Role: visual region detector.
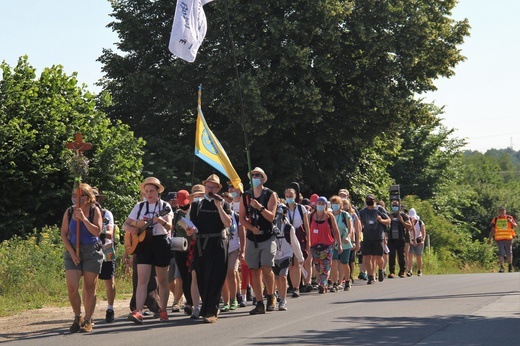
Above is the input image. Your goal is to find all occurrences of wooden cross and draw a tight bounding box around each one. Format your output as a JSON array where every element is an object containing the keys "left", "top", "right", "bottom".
[{"left": 66, "top": 133, "right": 92, "bottom": 258}]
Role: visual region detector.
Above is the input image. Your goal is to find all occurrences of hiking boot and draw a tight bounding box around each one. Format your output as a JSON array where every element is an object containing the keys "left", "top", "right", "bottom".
[
  {"left": 237, "top": 294, "right": 244, "bottom": 306},
  {"left": 388, "top": 273, "right": 395, "bottom": 279},
  {"left": 191, "top": 306, "right": 201, "bottom": 319},
  {"left": 105, "top": 309, "right": 115, "bottom": 323},
  {"left": 70, "top": 315, "right": 83, "bottom": 333},
  {"left": 266, "top": 295, "right": 276, "bottom": 311},
  {"left": 80, "top": 318, "right": 93, "bottom": 332},
  {"left": 417, "top": 270, "right": 422, "bottom": 276},
  {"left": 221, "top": 303, "right": 230, "bottom": 312},
  {"left": 345, "top": 281, "right": 351, "bottom": 291},
  {"left": 203, "top": 315, "right": 218, "bottom": 323},
  {"left": 292, "top": 289, "right": 300, "bottom": 298},
  {"left": 367, "top": 276, "right": 375, "bottom": 285},
  {"left": 278, "top": 298, "right": 287, "bottom": 311},
  {"left": 159, "top": 310, "right": 169, "bottom": 322},
  {"left": 329, "top": 283, "right": 338, "bottom": 293},
  {"left": 230, "top": 299, "right": 238, "bottom": 310},
  {"left": 508, "top": 264, "right": 513, "bottom": 273},
  {"left": 378, "top": 269, "right": 385, "bottom": 282},
  {"left": 128, "top": 310, "right": 144, "bottom": 324},
  {"left": 249, "top": 302, "right": 265, "bottom": 315}
]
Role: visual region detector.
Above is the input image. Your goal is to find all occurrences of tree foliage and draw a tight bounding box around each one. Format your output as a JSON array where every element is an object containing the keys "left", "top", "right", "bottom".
[
  {"left": 99, "top": 0, "right": 469, "bottom": 195},
  {"left": 0, "top": 57, "right": 145, "bottom": 241}
]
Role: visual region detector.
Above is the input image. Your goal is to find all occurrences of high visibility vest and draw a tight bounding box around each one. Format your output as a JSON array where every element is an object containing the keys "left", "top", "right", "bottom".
[{"left": 493, "top": 216, "right": 515, "bottom": 241}]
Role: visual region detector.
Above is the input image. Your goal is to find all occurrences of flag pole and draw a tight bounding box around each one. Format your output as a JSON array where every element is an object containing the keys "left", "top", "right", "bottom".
[{"left": 223, "top": 0, "right": 253, "bottom": 188}]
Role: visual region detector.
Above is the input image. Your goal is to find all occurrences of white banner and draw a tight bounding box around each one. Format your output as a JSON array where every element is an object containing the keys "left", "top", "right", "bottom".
[{"left": 168, "top": 0, "right": 214, "bottom": 63}]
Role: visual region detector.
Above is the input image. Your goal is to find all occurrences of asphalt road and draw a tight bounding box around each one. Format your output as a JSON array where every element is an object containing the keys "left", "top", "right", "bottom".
[{"left": 5, "top": 272, "right": 520, "bottom": 345}]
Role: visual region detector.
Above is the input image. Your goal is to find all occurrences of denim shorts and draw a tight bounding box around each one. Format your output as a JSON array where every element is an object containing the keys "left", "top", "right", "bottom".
[{"left": 64, "top": 242, "right": 103, "bottom": 274}]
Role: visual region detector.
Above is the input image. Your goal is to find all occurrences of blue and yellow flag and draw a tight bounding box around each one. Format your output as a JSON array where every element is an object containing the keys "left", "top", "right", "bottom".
[{"left": 195, "top": 89, "right": 242, "bottom": 191}]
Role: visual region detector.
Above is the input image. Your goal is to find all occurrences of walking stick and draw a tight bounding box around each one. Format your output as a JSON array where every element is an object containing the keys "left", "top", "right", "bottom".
[{"left": 66, "top": 133, "right": 92, "bottom": 258}]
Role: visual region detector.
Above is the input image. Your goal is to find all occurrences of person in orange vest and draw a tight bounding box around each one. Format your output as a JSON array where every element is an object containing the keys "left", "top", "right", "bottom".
[{"left": 488, "top": 206, "right": 517, "bottom": 272}]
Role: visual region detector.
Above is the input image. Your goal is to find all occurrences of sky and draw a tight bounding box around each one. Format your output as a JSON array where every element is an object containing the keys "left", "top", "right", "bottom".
[{"left": 1, "top": 0, "right": 519, "bottom": 153}]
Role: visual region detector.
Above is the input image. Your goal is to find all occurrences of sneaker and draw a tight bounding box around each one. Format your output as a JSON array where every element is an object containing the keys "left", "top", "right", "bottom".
[
  {"left": 407, "top": 271, "right": 413, "bottom": 277},
  {"left": 318, "top": 285, "right": 325, "bottom": 294},
  {"left": 345, "top": 281, "right": 351, "bottom": 291},
  {"left": 128, "top": 311, "right": 144, "bottom": 325},
  {"left": 237, "top": 294, "right": 244, "bottom": 306},
  {"left": 80, "top": 318, "right": 93, "bottom": 332},
  {"left": 367, "top": 276, "right": 374, "bottom": 285},
  {"left": 184, "top": 305, "right": 193, "bottom": 315},
  {"left": 203, "top": 315, "right": 218, "bottom": 323},
  {"left": 70, "top": 315, "right": 83, "bottom": 333},
  {"left": 159, "top": 310, "right": 169, "bottom": 322},
  {"left": 378, "top": 269, "right": 385, "bottom": 282},
  {"left": 249, "top": 302, "right": 265, "bottom": 315},
  {"left": 171, "top": 301, "right": 181, "bottom": 312},
  {"left": 239, "top": 299, "right": 248, "bottom": 307},
  {"left": 292, "top": 290, "right": 300, "bottom": 298},
  {"left": 266, "top": 295, "right": 276, "bottom": 311},
  {"left": 246, "top": 286, "right": 252, "bottom": 301},
  {"left": 105, "top": 309, "right": 115, "bottom": 323},
  {"left": 399, "top": 273, "right": 406, "bottom": 278},
  {"left": 337, "top": 284, "right": 344, "bottom": 290},
  {"left": 230, "top": 299, "right": 238, "bottom": 310},
  {"left": 191, "top": 306, "right": 201, "bottom": 319},
  {"left": 329, "top": 284, "right": 338, "bottom": 293},
  {"left": 388, "top": 273, "right": 395, "bottom": 279},
  {"left": 508, "top": 264, "right": 513, "bottom": 273},
  {"left": 221, "top": 303, "right": 230, "bottom": 312},
  {"left": 304, "top": 284, "right": 313, "bottom": 293},
  {"left": 499, "top": 267, "right": 505, "bottom": 273},
  {"left": 278, "top": 298, "right": 287, "bottom": 311},
  {"left": 417, "top": 270, "right": 422, "bottom": 276}
]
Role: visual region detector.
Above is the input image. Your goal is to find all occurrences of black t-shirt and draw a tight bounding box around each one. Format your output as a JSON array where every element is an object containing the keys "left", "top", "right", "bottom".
[
  {"left": 245, "top": 188, "right": 274, "bottom": 243},
  {"left": 190, "top": 198, "right": 231, "bottom": 235},
  {"left": 389, "top": 212, "right": 409, "bottom": 240},
  {"left": 359, "top": 207, "right": 388, "bottom": 241}
]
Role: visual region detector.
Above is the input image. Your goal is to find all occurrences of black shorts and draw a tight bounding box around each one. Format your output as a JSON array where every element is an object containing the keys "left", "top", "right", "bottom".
[
  {"left": 99, "top": 260, "right": 116, "bottom": 280},
  {"left": 136, "top": 235, "right": 171, "bottom": 267},
  {"left": 348, "top": 247, "right": 356, "bottom": 264},
  {"left": 361, "top": 239, "right": 384, "bottom": 256}
]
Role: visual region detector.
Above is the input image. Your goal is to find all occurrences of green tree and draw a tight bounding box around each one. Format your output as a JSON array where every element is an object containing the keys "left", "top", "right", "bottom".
[
  {"left": 99, "top": 0, "right": 469, "bottom": 194},
  {"left": 0, "top": 56, "right": 145, "bottom": 241}
]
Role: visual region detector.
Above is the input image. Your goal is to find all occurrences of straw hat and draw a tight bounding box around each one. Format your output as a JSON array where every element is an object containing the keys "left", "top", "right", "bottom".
[
  {"left": 139, "top": 177, "right": 165, "bottom": 194},
  {"left": 202, "top": 174, "right": 222, "bottom": 189},
  {"left": 188, "top": 184, "right": 205, "bottom": 201},
  {"left": 248, "top": 167, "right": 268, "bottom": 182}
]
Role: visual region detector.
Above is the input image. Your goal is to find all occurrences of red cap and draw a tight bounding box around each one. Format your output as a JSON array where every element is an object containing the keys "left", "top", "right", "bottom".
[
  {"left": 177, "top": 190, "right": 190, "bottom": 206},
  {"left": 310, "top": 194, "right": 319, "bottom": 206}
]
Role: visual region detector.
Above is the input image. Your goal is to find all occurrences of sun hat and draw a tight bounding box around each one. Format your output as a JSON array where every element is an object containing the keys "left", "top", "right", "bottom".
[
  {"left": 202, "top": 174, "right": 222, "bottom": 189},
  {"left": 248, "top": 167, "right": 268, "bottom": 182},
  {"left": 139, "top": 177, "right": 165, "bottom": 194}
]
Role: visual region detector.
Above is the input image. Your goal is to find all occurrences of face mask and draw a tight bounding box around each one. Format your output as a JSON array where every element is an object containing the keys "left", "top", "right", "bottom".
[
  {"left": 179, "top": 204, "right": 190, "bottom": 211},
  {"left": 392, "top": 206, "right": 399, "bottom": 212},
  {"left": 285, "top": 197, "right": 295, "bottom": 204},
  {"left": 193, "top": 197, "right": 201, "bottom": 203},
  {"left": 252, "top": 178, "right": 262, "bottom": 188},
  {"left": 340, "top": 197, "right": 347, "bottom": 200},
  {"left": 366, "top": 200, "right": 375, "bottom": 206},
  {"left": 231, "top": 192, "right": 239, "bottom": 199},
  {"left": 331, "top": 204, "right": 341, "bottom": 211},
  {"left": 316, "top": 205, "right": 325, "bottom": 212}
]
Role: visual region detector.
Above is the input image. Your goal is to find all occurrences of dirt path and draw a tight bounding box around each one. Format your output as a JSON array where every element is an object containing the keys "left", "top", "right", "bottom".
[{"left": 0, "top": 297, "right": 134, "bottom": 343}]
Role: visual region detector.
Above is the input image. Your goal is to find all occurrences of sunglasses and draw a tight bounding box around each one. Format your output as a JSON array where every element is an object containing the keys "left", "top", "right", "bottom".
[{"left": 251, "top": 173, "right": 262, "bottom": 178}]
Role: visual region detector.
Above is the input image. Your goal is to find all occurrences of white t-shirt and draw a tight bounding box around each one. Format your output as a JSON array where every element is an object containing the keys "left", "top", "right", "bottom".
[
  {"left": 101, "top": 209, "right": 115, "bottom": 245},
  {"left": 286, "top": 204, "right": 308, "bottom": 229},
  {"left": 128, "top": 200, "right": 173, "bottom": 236}
]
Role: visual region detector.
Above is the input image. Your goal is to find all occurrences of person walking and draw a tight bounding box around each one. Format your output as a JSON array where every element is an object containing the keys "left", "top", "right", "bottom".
[
  {"left": 387, "top": 200, "right": 411, "bottom": 278},
  {"left": 489, "top": 206, "right": 517, "bottom": 272},
  {"left": 61, "top": 183, "right": 103, "bottom": 332}
]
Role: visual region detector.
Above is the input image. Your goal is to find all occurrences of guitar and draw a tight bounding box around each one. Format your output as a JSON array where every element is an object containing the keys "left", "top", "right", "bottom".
[{"left": 124, "top": 206, "right": 171, "bottom": 255}]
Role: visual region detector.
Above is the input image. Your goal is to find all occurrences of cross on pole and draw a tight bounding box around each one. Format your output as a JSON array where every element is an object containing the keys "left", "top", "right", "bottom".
[{"left": 66, "top": 133, "right": 92, "bottom": 258}]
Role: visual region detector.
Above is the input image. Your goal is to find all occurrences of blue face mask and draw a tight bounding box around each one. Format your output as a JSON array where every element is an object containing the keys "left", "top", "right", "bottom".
[
  {"left": 392, "top": 206, "right": 399, "bottom": 212},
  {"left": 316, "top": 205, "right": 325, "bottom": 212},
  {"left": 193, "top": 197, "right": 201, "bottom": 203},
  {"left": 231, "top": 192, "right": 239, "bottom": 199},
  {"left": 252, "top": 178, "right": 262, "bottom": 188},
  {"left": 331, "top": 204, "right": 341, "bottom": 211},
  {"left": 286, "top": 197, "right": 295, "bottom": 204}
]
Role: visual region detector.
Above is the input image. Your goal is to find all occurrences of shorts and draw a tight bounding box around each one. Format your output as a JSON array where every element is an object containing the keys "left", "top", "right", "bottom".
[
  {"left": 64, "top": 242, "right": 103, "bottom": 274},
  {"left": 273, "top": 257, "right": 291, "bottom": 277},
  {"left": 333, "top": 248, "right": 351, "bottom": 265},
  {"left": 168, "top": 257, "right": 181, "bottom": 283},
  {"left": 227, "top": 249, "right": 240, "bottom": 272},
  {"left": 361, "top": 239, "right": 384, "bottom": 256},
  {"left": 135, "top": 235, "right": 171, "bottom": 267},
  {"left": 349, "top": 247, "right": 356, "bottom": 264},
  {"left": 99, "top": 260, "right": 116, "bottom": 280},
  {"left": 245, "top": 236, "right": 276, "bottom": 269},
  {"left": 497, "top": 240, "right": 513, "bottom": 257},
  {"left": 409, "top": 243, "right": 425, "bottom": 256}
]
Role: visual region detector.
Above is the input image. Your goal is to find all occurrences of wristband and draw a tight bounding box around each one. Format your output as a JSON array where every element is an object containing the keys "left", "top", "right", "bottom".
[{"left": 260, "top": 207, "right": 266, "bottom": 212}]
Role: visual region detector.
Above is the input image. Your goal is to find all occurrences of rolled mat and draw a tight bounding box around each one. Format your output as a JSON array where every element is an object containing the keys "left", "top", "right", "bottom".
[{"left": 170, "top": 236, "right": 188, "bottom": 251}]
